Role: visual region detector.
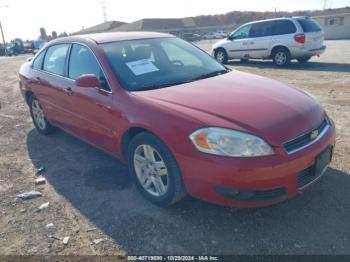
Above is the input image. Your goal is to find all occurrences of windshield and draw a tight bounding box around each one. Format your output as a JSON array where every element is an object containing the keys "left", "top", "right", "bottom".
[{"left": 100, "top": 37, "right": 228, "bottom": 91}]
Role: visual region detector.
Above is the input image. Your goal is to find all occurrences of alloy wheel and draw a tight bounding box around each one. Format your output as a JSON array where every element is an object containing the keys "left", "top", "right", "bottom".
[
  {"left": 275, "top": 51, "right": 287, "bottom": 65},
  {"left": 133, "top": 144, "right": 169, "bottom": 196},
  {"left": 32, "top": 99, "right": 47, "bottom": 130},
  {"left": 216, "top": 51, "right": 225, "bottom": 63}
]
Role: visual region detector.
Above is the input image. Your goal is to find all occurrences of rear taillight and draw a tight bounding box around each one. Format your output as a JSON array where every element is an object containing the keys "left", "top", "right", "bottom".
[{"left": 294, "top": 34, "right": 305, "bottom": 44}]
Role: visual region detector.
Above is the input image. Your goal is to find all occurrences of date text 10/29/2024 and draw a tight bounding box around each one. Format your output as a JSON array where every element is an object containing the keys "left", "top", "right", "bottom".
[{"left": 128, "top": 256, "right": 220, "bottom": 261}]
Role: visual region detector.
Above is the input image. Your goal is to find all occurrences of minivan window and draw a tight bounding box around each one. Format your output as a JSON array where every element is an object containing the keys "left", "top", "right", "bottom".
[
  {"left": 250, "top": 21, "right": 274, "bottom": 37},
  {"left": 297, "top": 18, "right": 322, "bottom": 32},
  {"left": 43, "top": 44, "right": 69, "bottom": 76},
  {"left": 273, "top": 20, "right": 297, "bottom": 35},
  {"left": 68, "top": 44, "right": 110, "bottom": 91},
  {"left": 230, "top": 24, "right": 252, "bottom": 39},
  {"left": 32, "top": 50, "right": 45, "bottom": 70}
]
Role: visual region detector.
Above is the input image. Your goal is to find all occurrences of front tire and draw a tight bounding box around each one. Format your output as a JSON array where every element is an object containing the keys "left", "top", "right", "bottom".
[
  {"left": 272, "top": 48, "right": 291, "bottom": 67},
  {"left": 29, "top": 95, "right": 56, "bottom": 135},
  {"left": 214, "top": 48, "right": 228, "bottom": 64},
  {"left": 128, "top": 132, "right": 186, "bottom": 206}
]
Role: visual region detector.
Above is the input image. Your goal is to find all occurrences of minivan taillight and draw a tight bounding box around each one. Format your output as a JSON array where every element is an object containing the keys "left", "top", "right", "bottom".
[{"left": 294, "top": 34, "right": 305, "bottom": 44}]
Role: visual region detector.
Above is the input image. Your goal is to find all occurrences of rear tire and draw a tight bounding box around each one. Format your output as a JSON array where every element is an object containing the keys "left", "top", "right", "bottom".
[
  {"left": 214, "top": 48, "right": 228, "bottom": 64},
  {"left": 128, "top": 132, "right": 186, "bottom": 207},
  {"left": 29, "top": 95, "right": 56, "bottom": 135},
  {"left": 297, "top": 57, "right": 311, "bottom": 63},
  {"left": 272, "top": 48, "right": 291, "bottom": 67}
]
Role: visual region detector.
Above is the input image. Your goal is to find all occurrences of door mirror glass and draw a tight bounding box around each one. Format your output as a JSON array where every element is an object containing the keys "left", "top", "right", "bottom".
[{"left": 75, "top": 74, "right": 100, "bottom": 88}]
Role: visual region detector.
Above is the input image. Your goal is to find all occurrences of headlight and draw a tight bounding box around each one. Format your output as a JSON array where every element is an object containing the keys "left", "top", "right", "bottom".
[{"left": 189, "top": 127, "right": 274, "bottom": 157}]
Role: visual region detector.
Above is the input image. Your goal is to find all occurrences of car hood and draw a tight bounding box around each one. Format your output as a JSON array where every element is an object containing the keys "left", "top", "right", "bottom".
[{"left": 133, "top": 70, "right": 324, "bottom": 146}]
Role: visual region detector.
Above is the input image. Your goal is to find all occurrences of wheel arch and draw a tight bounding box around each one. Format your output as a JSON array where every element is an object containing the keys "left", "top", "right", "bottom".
[
  {"left": 121, "top": 126, "right": 159, "bottom": 161},
  {"left": 213, "top": 46, "right": 227, "bottom": 54},
  {"left": 270, "top": 45, "right": 291, "bottom": 58},
  {"left": 25, "top": 91, "right": 34, "bottom": 106}
]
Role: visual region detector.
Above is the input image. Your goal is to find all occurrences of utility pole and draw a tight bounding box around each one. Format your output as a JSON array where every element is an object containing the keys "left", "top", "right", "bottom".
[
  {"left": 273, "top": 7, "right": 278, "bottom": 17},
  {"left": 323, "top": 0, "right": 329, "bottom": 10},
  {"left": 0, "top": 5, "right": 9, "bottom": 47},
  {"left": 0, "top": 21, "right": 5, "bottom": 46},
  {"left": 101, "top": 0, "right": 107, "bottom": 22}
]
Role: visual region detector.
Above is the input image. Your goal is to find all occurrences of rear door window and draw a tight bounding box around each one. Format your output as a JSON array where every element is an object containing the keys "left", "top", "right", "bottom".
[
  {"left": 43, "top": 44, "right": 69, "bottom": 76},
  {"left": 32, "top": 50, "right": 45, "bottom": 70},
  {"left": 273, "top": 20, "right": 297, "bottom": 35},
  {"left": 297, "top": 18, "right": 322, "bottom": 32},
  {"left": 250, "top": 21, "right": 274, "bottom": 37}
]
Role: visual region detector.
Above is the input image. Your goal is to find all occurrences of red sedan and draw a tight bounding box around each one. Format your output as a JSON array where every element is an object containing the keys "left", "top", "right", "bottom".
[{"left": 19, "top": 32, "right": 335, "bottom": 207}]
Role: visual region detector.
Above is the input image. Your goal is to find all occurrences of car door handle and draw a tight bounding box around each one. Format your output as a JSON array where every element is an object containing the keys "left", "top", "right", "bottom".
[
  {"left": 250, "top": 41, "right": 255, "bottom": 45},
  {"left": 63, "top": 87, "right": 73, "bottom": 95}
]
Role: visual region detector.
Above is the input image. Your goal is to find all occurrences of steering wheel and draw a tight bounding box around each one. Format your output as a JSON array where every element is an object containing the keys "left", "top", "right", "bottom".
[{"left": 171, "top": 60, "right": 184, "bottom": 66}]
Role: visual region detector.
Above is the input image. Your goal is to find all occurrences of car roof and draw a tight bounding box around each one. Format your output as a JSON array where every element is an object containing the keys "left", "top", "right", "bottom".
[
  {"left": 51, "top": 32, "right": 174, "bottom": 45},
  {"left": 245, "top": 16, "right": 309, "bottom": 25}
]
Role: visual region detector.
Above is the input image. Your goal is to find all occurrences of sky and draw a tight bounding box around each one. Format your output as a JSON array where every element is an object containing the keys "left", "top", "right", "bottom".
[{"left": 0, "top": 0, "right": 349, "bottom": 41}]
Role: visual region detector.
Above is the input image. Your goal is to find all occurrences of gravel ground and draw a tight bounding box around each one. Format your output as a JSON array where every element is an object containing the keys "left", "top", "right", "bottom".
[{"left": 0, "top": 40, "right": 349, "bottom": 256}]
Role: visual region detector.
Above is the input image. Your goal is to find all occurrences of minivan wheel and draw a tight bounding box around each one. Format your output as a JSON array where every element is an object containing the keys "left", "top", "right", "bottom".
[
  {"left": 272, "top": 48, "right": 290, "bottom": 67},
  {"left": 128, "top": 132, "right": 186, "bottom": 206},
  {"left": 29, "top": 95, "right": 56, "bottom": 135},
  {"left": 215, "top": 48, "right": 228, "bottom": 64},
  {"left": 297, "top": 57, "right": 311, "bottom": 63}
]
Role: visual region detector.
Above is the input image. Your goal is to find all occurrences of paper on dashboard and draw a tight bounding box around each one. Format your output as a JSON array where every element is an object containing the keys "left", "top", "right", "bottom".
[{"left": 126, "top": 59, "right": 159, "bottom": 76}]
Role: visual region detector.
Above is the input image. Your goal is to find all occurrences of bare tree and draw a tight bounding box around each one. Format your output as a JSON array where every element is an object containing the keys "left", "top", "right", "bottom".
[{"left": 39, "top": 27, "right": 47, "bottom": 41}]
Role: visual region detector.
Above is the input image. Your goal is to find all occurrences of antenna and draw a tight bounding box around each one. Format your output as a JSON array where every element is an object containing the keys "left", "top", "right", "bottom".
[{"left": 101, "top": 0, "right": 107, "bottom": 22}]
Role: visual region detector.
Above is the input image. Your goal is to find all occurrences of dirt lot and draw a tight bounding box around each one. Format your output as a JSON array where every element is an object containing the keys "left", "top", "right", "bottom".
[{"left": 0, "top": 40, "right": 350, "bottom": 257}]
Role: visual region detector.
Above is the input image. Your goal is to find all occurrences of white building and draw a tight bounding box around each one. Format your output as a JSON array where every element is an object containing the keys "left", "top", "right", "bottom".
[{"left": 314, "top": 12, "right": 350, "bottom": 39}]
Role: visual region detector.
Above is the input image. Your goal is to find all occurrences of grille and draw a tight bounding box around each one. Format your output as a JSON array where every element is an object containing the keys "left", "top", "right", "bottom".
[
  {"left": 284, "top": 118, "right": 329, "bottom": 154},
  {"left": 215, "top": 186, "right": 286, "bottom": 201},
  {"left": 252, "top": 188, "right": 287, "bottom": 200},
  {"left": 298, "top": 166, "right": 317, "bottom": 188}
]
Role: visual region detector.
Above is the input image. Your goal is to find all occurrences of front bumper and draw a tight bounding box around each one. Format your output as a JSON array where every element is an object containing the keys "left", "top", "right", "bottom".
[{"left": 175, "top": 121, "right": 336, "bottom": 208}]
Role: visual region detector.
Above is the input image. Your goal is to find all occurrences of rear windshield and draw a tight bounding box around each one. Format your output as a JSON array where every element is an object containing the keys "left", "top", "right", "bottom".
[{"left": 297, "top": 18, "right": 322, "bottom": 32}]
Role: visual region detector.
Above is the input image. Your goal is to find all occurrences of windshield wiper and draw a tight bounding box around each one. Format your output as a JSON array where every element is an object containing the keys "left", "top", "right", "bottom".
[
  {"left": 134, "top": 79, "right": 192, "bottom": 91},
  {"left": 133, "top": 69, "right": 230, "bottom": 91},
  {"left": 191, "top": 69, "right": 230, "bottom": 81}
]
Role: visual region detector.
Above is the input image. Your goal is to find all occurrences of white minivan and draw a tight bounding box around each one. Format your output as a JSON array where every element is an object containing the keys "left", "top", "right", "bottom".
[{"left": 212, "top": 17, "right": 326, "bottom": 66}]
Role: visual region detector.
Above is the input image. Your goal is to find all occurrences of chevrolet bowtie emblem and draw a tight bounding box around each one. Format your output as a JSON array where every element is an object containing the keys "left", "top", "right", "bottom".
[{"left": 310, "top": 130, "right": 319, "bottom": 140}]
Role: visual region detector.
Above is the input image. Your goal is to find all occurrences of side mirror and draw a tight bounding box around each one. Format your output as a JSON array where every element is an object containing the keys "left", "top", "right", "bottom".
[{"left": 75, "top": 74, "right": 100, "bottom": 88}]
